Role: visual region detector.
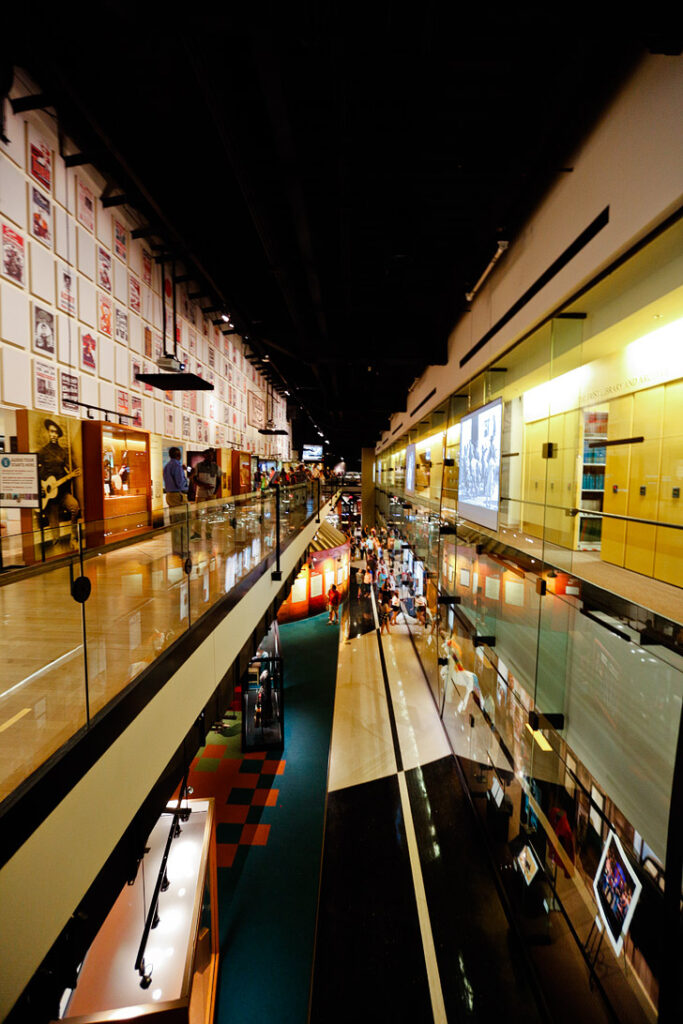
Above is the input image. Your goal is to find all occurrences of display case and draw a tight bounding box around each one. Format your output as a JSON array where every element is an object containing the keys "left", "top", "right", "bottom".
[
  {"left": 242, "top": 622, "right": 284, "bottom": 751},
  {"left": 54, "top": 798, "right": 218, "bottom": 1024},
  {"left": 82, "top": 421, "right": 152, "bottom": 544},
  {"left": 231, "top": 449, "right": 252, "bottom": 494}
]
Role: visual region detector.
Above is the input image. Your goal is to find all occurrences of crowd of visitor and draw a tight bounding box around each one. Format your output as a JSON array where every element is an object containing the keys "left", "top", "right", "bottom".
[{"left": 349, "top": 523, "right": 429, "bottom": 635}]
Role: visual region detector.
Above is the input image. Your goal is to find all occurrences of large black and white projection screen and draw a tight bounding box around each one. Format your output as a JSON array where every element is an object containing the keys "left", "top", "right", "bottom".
[{"left": 457, "top": 398, "right": 503, "bottom": 531}]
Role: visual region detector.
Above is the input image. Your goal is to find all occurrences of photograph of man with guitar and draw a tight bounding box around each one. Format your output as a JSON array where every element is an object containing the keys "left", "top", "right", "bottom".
[{"left": 37, "top": 418, "right": 81, "bottom": 549}]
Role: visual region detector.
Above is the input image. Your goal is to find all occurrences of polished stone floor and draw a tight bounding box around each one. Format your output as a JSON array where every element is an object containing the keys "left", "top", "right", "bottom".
[{"left": 311, "top": 571, "right": 544, "bottom": 1023}]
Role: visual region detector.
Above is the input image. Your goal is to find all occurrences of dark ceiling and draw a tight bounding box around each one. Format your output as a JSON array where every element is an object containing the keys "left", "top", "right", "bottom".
[{"left": 4, "top": 6, "right": 658, "bottom": 461}]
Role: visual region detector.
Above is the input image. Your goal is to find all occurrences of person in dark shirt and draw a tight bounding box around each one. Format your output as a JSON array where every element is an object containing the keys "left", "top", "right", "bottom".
[{"left": 163, "top": 446, "right": 189, "bottom": 553}]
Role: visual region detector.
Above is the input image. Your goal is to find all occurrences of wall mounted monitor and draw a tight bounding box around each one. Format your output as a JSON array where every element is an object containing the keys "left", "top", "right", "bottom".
[
  {"left": 405, "top": 443, "right": 416, "bottom": 492},
  {"left": 302, "top": 444, "right": 323, "bottom": 461},
  {"left": 457, "top": 397, "right": 502, "bottom": 531},
  {"left": 592, "top": 831, "right": 642, "bottom": 956},
  {"left": 517, "top": 843, "right": 539, "bottom": 886}
]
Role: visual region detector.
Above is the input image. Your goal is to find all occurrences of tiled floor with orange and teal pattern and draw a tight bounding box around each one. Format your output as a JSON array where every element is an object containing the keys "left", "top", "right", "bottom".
[{"left": 184, "top": 610, "right": 340, "bottom": 1024}]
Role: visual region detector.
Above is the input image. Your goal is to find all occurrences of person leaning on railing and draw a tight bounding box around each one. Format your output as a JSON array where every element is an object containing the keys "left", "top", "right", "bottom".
[{"left": 163, "top": 447, "right": 189, "bottom": 555}]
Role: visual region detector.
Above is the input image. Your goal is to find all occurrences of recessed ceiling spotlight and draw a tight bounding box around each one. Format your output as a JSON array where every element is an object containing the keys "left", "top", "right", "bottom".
[{"left": 221, "top": 314, "right": 229, "bottom": 323}]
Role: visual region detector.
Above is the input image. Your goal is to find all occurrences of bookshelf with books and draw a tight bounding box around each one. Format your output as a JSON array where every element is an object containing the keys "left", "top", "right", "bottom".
[{"left": 577, "top": 408, "right": 608, "bottom": 550}]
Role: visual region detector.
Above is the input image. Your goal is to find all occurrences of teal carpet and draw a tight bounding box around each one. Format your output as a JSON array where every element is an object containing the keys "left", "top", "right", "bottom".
[{"left": 215, "top": 612, "right": 340, "bottom": 1024}]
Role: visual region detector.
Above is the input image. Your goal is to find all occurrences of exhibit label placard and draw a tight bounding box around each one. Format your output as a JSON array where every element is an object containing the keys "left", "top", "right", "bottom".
[{"left": 0, "top": 453, "right": 40, "bottom": 508}]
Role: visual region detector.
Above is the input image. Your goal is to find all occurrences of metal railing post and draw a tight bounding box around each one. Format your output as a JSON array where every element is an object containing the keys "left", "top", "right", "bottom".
[
  {"left": 316, "top": 477, "right": 321, "bottom": 523},
  {"left": 271, "top": 483, "right": 282, "bottom": 580}
]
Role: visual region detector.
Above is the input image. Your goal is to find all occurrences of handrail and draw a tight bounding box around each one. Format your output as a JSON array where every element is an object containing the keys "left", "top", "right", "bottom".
[{"left": 0, "top": 485, "right": 309, "bottom": 589}]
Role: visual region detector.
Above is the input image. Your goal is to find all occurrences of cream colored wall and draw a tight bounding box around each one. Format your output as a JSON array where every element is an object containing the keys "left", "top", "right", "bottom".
[
  {"left": 0, "top": 495, "right": 336, "bottom": 1020},
  {"left": 377, "top": 55, "right": 683, "bottom": 451}
]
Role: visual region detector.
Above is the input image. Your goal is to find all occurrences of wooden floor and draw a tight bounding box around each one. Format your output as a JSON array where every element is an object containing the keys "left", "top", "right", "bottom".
[{"left": 0, "top": 496, "right": 313, "bottom": 804}]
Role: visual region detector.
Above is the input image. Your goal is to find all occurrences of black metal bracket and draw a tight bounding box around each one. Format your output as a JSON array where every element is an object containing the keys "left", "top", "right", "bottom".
[
  {"left": 473, "top": 635, "right": 496, "bottom": 648},
  {"left": 529, "top": 710, "right": 565, "bottom": 731},
  {"left": 438, "top": 594, "right": 461, "bottom": 605}
]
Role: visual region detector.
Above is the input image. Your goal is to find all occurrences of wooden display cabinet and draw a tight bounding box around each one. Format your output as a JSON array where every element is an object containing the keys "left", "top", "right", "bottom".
[
  {"left": 82, "top": 421, "right": 152, "bottom": 545},
  {"left": 231, "top": 449, "right": 252, "bottom": 494}
]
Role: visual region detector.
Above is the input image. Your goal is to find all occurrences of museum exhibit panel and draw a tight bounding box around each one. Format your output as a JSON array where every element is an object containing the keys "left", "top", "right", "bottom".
[{"left": 82, "top": 420, "right": 152, "bottom": 545}]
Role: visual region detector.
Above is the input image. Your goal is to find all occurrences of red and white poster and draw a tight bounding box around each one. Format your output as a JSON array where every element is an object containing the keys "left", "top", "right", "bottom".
[
  {"left": 144, "top": 325, "right": 152, "bottom": 357},
  {"left": 77, "top": 178, "right": 95, "bottom": 231},
  {"left": 98, "top": 246, "right": 112, "bottom": 292},
  {"left": 131, "top": 356, "right": 142, "bottom": 389},
  {"left": 57, "top": 266, "right": 76, "bottom": 315},
  {"left": 81, "top": 328, "right": 97, "bottom": 372},
  {"left": 142, "top": 248, "right": 152, "bottom": 286},
  {"left": 131, "top": 394, "right": 142, "bottom": 427},
  {"left": 117, "top": 389, "right": 129, "bottom": 416},
  {"left": 2, "top": 224, "right": 25, "bottom": 285},
  {"left": 98, "top": 294, "right": 112, "bottom": 337},
  {"left": 29, "top": 132, "right": 51, "bottom": 191},
  {"left": 33, "top": 358, "right": 58, "bottom": 412},
  {"left": 165, "top": 409, "right": 174, "bottom": 435},
  {"left": 129, "top": 275, "right": 141, "bottom": 313},
  {"left": 114, "top": 219, "right": 127, "bottom": 262},
  {"left": 30, "top": 187, "right": 52, "bottom": 246}
]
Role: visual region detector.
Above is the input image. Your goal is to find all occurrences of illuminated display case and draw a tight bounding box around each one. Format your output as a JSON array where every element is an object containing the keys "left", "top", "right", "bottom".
[
  {"left": 82, "top": 421, "right": 152, "bottom": 544},
  {"left": 231, "top": 450, "right": 252, "bottom": 494},
  {"left": 54, "top": 799, "right": 218, "bottom": 1024}
]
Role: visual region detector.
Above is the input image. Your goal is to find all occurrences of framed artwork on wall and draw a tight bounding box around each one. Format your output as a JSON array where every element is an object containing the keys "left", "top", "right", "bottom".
[
  {"left": 30, "top": 187, "right": 52, "bottom": 247},
  {"left": 33, "top": 304, "right": 55, "bottom": 356},
  {"left": 56, "top": 265, "right": 76, "bottom": 315},
  {"left": 98, "top": 294, "right": 112, "bottom": 337},
  {"left": 28, "top": 129, "right": 52, "bottom": 191},
  {"left": 97, "top": 246, "right": 112, "bottom": 292},
  {"left": 114, "top": 219, "right": 127, "bottom": 261},
  {"left": 77, "top": 178, "right": 95, "bottom": 232},
  {"left": 80, "top": 327, "right": 97, "bottom": 372},
  {"left": 2, "top": 224, "right": 25, "bottom": 285}
]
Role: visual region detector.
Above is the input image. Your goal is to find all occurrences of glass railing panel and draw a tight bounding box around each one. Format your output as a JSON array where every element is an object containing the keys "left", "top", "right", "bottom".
[
  {"left": 0, "top": 483, "right": 326, "bottom": 805},
  {"left": 81, "top": 512, "right": 190, "bottom": 717},
  {"left": 0, "top": 552, "right": 87, "bottom": 800}
]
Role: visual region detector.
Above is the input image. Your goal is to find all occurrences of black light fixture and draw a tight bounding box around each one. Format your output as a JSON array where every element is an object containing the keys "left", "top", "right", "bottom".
[
  {"left": 135, "top": 257, "right": 214, "bottom": 393},
  {"left": 258, "top": 379, "right": 288, "bottom": 436}
]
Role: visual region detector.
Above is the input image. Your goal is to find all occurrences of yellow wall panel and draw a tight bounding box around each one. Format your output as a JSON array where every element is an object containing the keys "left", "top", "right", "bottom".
[
  {"left": 654, "top": 380, "right": 683, "bottom": 584},
  {"left": 601, "top": 396, "right": 633, "bottom": 566},
  {"left": 523, "top": 419, "right": 548, "bottom": 540}
]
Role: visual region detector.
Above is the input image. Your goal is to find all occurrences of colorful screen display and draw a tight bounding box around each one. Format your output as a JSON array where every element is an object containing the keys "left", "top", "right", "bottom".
[
  {"left": 302, "top": 444, "right": 323, "bottom": 461},
  {"left": 592, "top": 831, "right": 642, "bottom": 956}
]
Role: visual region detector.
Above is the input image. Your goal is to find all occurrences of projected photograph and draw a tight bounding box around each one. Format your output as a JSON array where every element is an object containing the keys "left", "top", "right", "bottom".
[
  {"left": 405, "top": 443, "right": 416, "bottom": 493},
  {"left": 592, "top": 831, "right": 642, "bottom": 956},
  {"left": 457, "top": 398, "right": 502, "bottom": 531},
  {"left": 302, "top": 444, "right": 323, "bottom": 461}
]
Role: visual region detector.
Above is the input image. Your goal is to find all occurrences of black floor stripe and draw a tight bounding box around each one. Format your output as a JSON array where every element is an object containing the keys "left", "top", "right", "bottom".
[
  {"left": 310, "top": 775, "right": 433, "bottom": 1023},
  {"left": 405, "top": 756, "right": 545, "bottom": 1023},
  {"left": 374, "top": 614, "right": 403, "bottom": 773}
]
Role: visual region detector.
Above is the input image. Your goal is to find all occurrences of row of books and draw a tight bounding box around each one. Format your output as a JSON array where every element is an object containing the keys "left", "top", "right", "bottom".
[
  {"left": 579, "top": 517, "right": 603, "bottom": 544},
  {"left": 583, "top": 446, "right": 606, "bottom": 463},
  {"left": 582, "top": 472, "right": 605, "bottom": 490}
]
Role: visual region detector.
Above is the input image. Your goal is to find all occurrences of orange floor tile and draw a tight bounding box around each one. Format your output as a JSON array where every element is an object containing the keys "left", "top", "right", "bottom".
[{"left": 240, "top": 823, "right": 271, "bottom": 846}]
